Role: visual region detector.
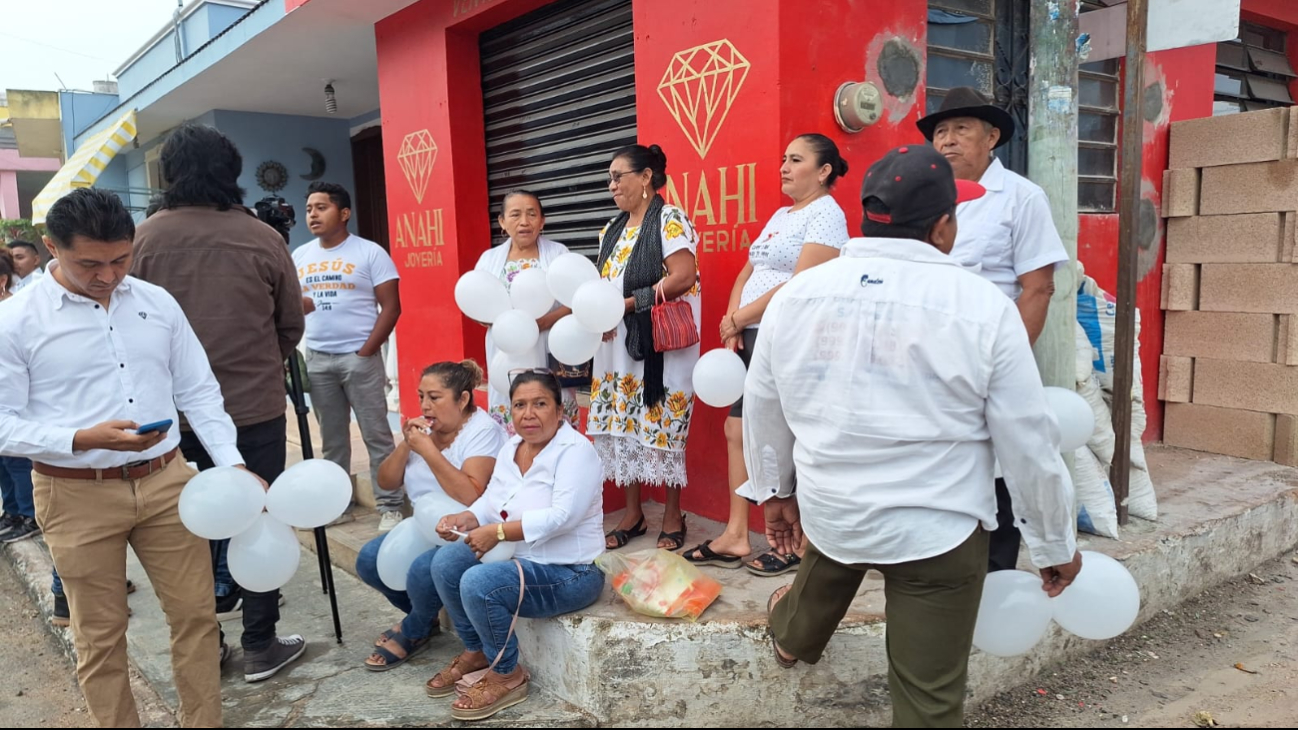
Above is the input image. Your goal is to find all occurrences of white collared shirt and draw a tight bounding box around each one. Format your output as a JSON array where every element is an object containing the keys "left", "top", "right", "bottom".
[
  {"left": 470, "top": 422, "right": 605, "bottom": 565},
  {"left": 741, "top": 238, "right": 1076, "bottom": 569},
  {"left": 11, "top": 267, "right": 43, "bottom": 293},
  {"left": 0, "top": 274, "right": 242, "bottom": 469},
  {"left": 949, "top": 158, "right": 1069, "bottom": 300}
]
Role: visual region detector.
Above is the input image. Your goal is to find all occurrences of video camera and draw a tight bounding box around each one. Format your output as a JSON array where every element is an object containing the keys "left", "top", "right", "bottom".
[{"left": 254, "top": 195, "right": 296, "bottom": 244}]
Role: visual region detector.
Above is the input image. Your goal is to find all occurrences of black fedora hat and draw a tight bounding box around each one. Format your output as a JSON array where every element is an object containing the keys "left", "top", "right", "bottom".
[{"left": 916, "top": 87, "right": 1015, "bottom": 149}]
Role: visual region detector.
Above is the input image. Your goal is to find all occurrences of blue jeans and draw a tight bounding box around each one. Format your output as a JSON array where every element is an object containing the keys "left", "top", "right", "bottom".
[
  {"left": 51, "top": 569, "right": 63, "bottom": 597},
  {"left": 431, "top": 540, "right": 605, "bottom": 674},
  {"left": 0, "top": 456, "right": 35, "bottom": 519},
  {"left": 355, "top": 533, "right": 442, "bottom": 642},
  {"left": 211, "top": 538, "right": 236, "bottom": 597}
]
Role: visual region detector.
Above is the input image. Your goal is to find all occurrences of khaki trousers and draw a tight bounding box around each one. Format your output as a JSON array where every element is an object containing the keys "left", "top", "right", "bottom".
[
  {"left": 770, "top": 529, "right": 989, "bottom": 728},
  {"left": 33, "top": 456, "right": 221, "bottom": 728}
]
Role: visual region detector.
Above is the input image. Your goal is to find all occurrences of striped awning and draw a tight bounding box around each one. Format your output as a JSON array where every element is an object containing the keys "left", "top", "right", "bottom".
[{"left": 30, "top": 110, "right": 138, "bottom": 225}]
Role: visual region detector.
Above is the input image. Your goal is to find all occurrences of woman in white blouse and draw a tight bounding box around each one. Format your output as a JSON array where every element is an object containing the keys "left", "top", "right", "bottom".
[
  {"left": 683, "top": 134, "right": 851, "bottom": 577},
  {"left": 473, "top": 191, "right": 581, "bottom": 432},
  {"left": 426, "top": 370, "right": 605, "bottom": 721},
  {"left": 355, "top": 360, "right": 506, "bottom": 671}
]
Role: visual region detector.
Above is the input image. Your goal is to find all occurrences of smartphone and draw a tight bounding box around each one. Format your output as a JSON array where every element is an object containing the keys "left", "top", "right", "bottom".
[{"left": 136, "top": 419, "right": 174, "bottom": 435}]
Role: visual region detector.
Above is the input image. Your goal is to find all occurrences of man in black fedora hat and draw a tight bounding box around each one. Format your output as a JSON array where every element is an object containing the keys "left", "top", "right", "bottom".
[{"left": 918, "top": 87, "right": 1071, "bottom": 574}]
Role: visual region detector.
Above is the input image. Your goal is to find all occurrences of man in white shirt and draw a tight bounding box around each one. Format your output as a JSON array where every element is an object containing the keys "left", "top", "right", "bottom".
[
  {"left": 918, "top": 87, "right": 1071, "bottom": 572},
  {"left": 746, "top": 146, "right": 1081, "bottom": 728},
  {"left": 7, "top": 240, "right": 45, "bottom": 292},
  {"left": 294, "top": 182, "right": 403, "bottom": 532},
  {"left": 0, "top": 188, "right": 262, "bottom": 728}
]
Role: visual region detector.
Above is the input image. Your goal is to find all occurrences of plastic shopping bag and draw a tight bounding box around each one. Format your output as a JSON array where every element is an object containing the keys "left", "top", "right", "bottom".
[{"left": 595, "top": 548, "right": 722, "bottom": 621}]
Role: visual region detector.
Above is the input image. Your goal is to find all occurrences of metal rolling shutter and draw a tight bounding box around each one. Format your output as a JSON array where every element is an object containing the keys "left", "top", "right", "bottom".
[{"left": 479, "top": 0, "right": 636, "bottom": 256}]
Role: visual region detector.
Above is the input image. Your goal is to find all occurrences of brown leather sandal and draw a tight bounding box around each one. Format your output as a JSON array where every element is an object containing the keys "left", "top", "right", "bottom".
[
  {"left": 767, "top": 585, "right": 797, "bottom": 668},
  {"left": 426, "top": 653, "right": 490, "bottom": 698},
  {"left": 451, "top": 668, "right": 530, "bottom": 721}
]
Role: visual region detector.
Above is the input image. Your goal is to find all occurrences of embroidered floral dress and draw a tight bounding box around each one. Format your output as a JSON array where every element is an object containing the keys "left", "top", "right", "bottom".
[
  {"left": 586, "top": 205, "right": 702, "bottom": 487},
  {"left": 487, "top": 257, "right": 580, "bottom": 433}
]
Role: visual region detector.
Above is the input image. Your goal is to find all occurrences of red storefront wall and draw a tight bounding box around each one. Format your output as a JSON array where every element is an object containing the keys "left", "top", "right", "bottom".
[{"left": 373, "top": 0, "right": 928, "bottom": 522}]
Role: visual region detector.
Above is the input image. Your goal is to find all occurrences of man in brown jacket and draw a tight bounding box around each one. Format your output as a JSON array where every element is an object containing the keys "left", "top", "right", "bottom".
[{"left": 132, "top": 123, "right": 307, "bottom": 683}]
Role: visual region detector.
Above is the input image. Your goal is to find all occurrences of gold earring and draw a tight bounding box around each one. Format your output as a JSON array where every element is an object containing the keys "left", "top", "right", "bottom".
[{"left": 641, "top": 187, "right": 648, "bottom": 200}]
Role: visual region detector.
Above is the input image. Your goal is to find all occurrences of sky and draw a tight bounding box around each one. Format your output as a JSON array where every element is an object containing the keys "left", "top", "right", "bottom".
[{"left": 1, "top": 0, "right": 182, "bottom": 94}]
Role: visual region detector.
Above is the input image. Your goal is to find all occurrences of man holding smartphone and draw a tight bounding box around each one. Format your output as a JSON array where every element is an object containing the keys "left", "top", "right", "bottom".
[{"left": 0, "top": 188, "right": 261, "bottom": 728}]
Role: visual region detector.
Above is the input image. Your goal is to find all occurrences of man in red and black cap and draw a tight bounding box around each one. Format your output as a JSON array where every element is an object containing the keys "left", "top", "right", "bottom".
[
  {"left": 918, "top": 86, "right": 1071, "bottom": 574},
  {"left": 743, "top": 145, "right": 1081, "bottom": 727}
]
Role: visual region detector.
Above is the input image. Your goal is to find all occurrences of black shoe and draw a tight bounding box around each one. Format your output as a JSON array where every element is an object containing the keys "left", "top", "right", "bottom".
[
  {"left": 51, "top": 594, "right": 70, "bottom": 628},
  {"left": 1, "top": 517, "right": 40, "bottom": 544},
  {"left": 244, "top": 634, "right": 307, "bottom": 683},
  {"left": 215, "top": 591, "right": 243, "bottom": 622},
  {"left": 0, "top": 513, "right": 22, "bottom": 540}
]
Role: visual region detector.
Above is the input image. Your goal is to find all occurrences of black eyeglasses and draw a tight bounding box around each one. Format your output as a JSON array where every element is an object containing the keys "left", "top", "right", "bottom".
[
  {"left": 508, "top": 367, "right": 556, "bottom": 385},
  {"left": 607, "top": 170, "right": 638, "bottom": 185}
]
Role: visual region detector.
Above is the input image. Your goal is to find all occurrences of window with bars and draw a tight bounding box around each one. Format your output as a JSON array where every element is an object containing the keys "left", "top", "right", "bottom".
[
  {"left": 1214, "top": 21, "right": 1295, "bottom": 116},
  {"left": 1079, "top": 58, "right": 1119, "bottom": 212},
  {"left": 927, "top": 0, "right": 1117, "bottom": 212}
]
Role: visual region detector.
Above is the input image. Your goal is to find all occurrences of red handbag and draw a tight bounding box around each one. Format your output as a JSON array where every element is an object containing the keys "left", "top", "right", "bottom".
[{"left": 652, "top": 281, "right": 700, "bottom": 352}]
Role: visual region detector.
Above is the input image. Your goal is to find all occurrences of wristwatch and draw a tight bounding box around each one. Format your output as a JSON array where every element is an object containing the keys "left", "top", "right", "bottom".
[{"left": 497, "top": 523, "right": 506, "bottom": 542}]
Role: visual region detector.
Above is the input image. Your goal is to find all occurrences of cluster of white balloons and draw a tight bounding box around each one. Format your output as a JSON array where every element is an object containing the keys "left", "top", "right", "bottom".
[
  {"left": 178, "top": 459, "right": 352, "bottom": 592},
  {"left": 972, "top": 550, "right": 1141, "bottom": 657},
  {"left": 375, "top": 493, "right": 516, "bottom": 590},
  {"left": 455, "top": 253, "right": 628, "bottom": 390}
]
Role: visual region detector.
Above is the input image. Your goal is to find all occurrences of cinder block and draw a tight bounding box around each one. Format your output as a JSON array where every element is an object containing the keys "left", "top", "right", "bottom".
[
  {"left": 1164, "top": 311, "right": 1275, "bottom": 362},
  {"left": 1193, "top": 357, "right": 1298, "bottom": 415},
  {"left": 1162, "top": 168, "right": 1200, "bottom": 218},
  {"left": 1164, "top": 403, "right": 1276, "bottom": 460},
  {"left": 1159, "top": 355, "right": 1194, "bottom": 403},
  {"left": 1275, "top": 414, "right": 1298, "bottom": 466},
  {"left": 1160, "top": 263, "right": 1200, "bottom": 311},
  {"left": 1199, "top": 264, "right": 1298, "bottom": 313},
  {"left": 1280, "top": 315, "right": 1298, "bottom": 365},
  {"left": 1169, "top": 107, "right": 1289, "bottom": 170},
  {"left": 1166, "top": 213, "right": 1282, "bottom": 264},
  {"left": 1285, "top": 213, "right": 1297, "bottom": 263},
  {"left": 1200, "top": 159, "right": 1298, "bottom": 215}
]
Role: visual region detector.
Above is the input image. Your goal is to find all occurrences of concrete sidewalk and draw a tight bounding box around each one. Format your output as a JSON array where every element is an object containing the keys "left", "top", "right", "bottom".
[{"left": 3, "top": 444, "right": 1296, "bottom": 727}]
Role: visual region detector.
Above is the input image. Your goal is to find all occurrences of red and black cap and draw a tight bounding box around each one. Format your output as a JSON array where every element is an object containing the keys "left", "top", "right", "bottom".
[{"left": 860, "top": 145, "right": 986, "bottom": 227}]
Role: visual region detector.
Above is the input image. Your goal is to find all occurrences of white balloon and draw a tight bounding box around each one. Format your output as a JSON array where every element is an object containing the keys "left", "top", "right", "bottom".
[
  {"left": 1052, "top": 551, "right": 1141, "bottom": 640},
  {"left": 412, "top": 493, "right": 460, "bottom": 545},
  {"left": 491, "top": 309, "right": 541, "bottom": 355},
  {"left": 454, "top": 270, "right": 512, "bottom": 324},
  {"left": 548, "top": 314, "right": 602, "bottom": 366},
  {"left": 376, "top": 518, "right": 438, "bottom": 591},
  {"left": 692, "top": 348, "right": 747, "bottom": 407},
  {"left": 489, "top": 349, "right": 544, "bottom": 395},
  {"left": 266, "top": 458, "right": 352, "bottom": 529},
  {"left": 510, "top": 268, "right": 556, "bottom": 319},
  {"left": 480, "top": 540, "right": 516, "bottom": 564},
  {"left": 546, "top": 253, "right": 600, "bottom": 307},
  {"left": 571, "top": 280, "right": 625, "bottom": 334},
  {"left": 1044, "top": 386, "right": 1096, "bottom": 452},
  {"left": 178, "top": 466, "right": 266, "bottom": 540},
  {"left": 973, "top": 570, "right": 1054, "bottom": 657},
  {"left": 227, "top": 514, "right": 301, "bottom": 593}
]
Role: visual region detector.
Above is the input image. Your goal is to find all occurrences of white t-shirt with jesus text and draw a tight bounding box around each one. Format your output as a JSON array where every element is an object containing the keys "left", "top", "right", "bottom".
[{"left": 293, "top": 234, "right": 400, "bottom": 354}]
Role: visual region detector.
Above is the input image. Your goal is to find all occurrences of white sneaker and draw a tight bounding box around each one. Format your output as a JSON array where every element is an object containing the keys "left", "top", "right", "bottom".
[{"left": 378, "top": 511, "right": 403, "bottom": 533}]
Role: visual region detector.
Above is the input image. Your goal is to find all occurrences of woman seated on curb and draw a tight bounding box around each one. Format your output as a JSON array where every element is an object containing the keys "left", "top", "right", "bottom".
[
  {"left": 428, "top": 369, "right": 606, "bottom": 721},
  {"left": 354, "top": 360, "right": 506, "bottom": 670}
]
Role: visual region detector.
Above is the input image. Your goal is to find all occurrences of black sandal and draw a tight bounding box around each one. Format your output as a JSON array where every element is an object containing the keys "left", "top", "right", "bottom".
[
  {"left": 747, "top": 550, "right": 801, "bottom": 577},
  {"left": 364, "top": 628, "right": 433, "bottom": 672},
  {"left": 605, "top": 516, "right": 647, "bottom": 550},
  {"left": 657, "top": 516, "right": 688, "bottom": 552},
  {"left": 682, "top": 540, "right": 743, "bottom": 568}
]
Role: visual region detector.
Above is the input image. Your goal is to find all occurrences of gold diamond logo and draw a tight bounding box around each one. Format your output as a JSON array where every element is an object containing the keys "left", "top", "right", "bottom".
[
  {"left": 657, "top": 40, "right": 751, "bottom": 160},
  {"left": 398, "top": 129, "right": 438, "bottom": 204}
]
